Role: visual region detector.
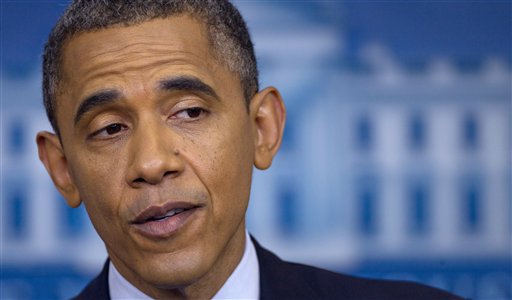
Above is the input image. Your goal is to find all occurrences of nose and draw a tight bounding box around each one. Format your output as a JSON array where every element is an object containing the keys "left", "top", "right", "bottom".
[{"left": 126, "top": 120, "right": 184, "bottom": 187}]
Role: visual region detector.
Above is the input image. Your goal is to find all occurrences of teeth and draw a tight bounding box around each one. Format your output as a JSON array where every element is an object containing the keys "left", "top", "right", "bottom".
[
  {"left": 164, "top": 208, "right": 185, "bottom": 217},
  {"left": 153, "top": 208, "right": 186, "bottom": 221}
]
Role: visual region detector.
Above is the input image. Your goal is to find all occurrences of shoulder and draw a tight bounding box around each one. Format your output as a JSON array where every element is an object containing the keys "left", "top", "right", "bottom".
[
  {"left": 253, "top": 238, "right": 464, "bottom": 300},
  {"left": 277, "top": 261, "right": 462, "bottom": 300},
  {"left": 71, "top": 260, "right": 110, "bottom": 300}
]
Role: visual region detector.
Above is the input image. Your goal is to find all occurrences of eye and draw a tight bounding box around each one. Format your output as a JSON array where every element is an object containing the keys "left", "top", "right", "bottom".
[
  {"left": 91, "top": 123, "right": 128, "bottom": 139},
  {"left": 173, "top": 107, "right": 208, "bottom": 120},
  {"left": 105, "top": 123, "right": 124, "bottom": 135}
]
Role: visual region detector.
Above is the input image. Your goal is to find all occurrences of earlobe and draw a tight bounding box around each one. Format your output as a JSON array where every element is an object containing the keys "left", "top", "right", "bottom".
[
  {"left": 36, "top": 131, "right": 81, "bottom": 208},
  {"left": 250, "top": 87, "right": 286, "bottom": 170}
]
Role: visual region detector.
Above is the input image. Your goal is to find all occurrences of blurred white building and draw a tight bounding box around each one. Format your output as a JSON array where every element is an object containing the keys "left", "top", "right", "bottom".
[{"left": 249, "top": 54, "right": 510, "bottom": 267}]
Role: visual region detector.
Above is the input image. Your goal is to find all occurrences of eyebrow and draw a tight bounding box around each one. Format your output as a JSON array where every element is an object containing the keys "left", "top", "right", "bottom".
[
  {"left": 157, "top": 76, "right": 219, "bottom": 100},
  {"left": 74, "top": 89, "right": 121, "bottom": 125},
  {"left": 73, "top": 76, "right": 218, "bottom": 126}
]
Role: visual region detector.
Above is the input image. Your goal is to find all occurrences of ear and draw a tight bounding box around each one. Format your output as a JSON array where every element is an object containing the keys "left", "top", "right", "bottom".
[
  {"left": 250, "top": 87, "right": 286, "bottom": 170},
  {"left": 36, "top": 131, "right": 81, "bottom": 208}
]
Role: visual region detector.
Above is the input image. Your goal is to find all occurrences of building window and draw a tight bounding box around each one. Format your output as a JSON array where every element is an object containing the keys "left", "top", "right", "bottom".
[
  {"left": 408, "top": 113, "right": 426, "bottom": 151},
  {"left": 408, "top": 183, "right": 429, "bottom": 234},
  {"left": 356, "top": 175, "right": 378, "bottom": 235},
  {"left": 354, "top": 114, "right": 373, "bottom": 152},
  {"left": 280, "top": 117, "right": 295, "bottom": 151},
  {"left": 279, "top": 186, "right": 297, "bottom": 236},
  {"left": 5, "top": 184, "right": 27, "bottom": 238},
  {"left": 8, "top": 120, "right": 25, "bottom": 156},
  {"left": 462, "top": 181, "right": 482, "bottom": 233},
  {"left": 462, "top": 113, "right": 479, "bottom": 150},
  {"left": 57, "top": 193, "right": 87, "bottom": 237}
]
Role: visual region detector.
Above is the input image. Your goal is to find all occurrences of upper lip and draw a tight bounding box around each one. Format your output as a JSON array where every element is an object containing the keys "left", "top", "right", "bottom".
[{"left": 131, "top": 201, "right": 200, "bottom": 224}]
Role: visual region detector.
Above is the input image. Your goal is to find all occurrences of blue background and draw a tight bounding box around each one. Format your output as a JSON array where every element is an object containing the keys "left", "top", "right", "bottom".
[{"left": 1, "top": 1, "right": 511, "bottom": 299}]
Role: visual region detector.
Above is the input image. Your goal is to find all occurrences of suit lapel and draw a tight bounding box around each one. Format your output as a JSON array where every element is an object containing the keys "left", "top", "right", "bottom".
[
  {"left": 252, "top": 237, "right": 320, "bottom": 300},
  {"left": 72, "top": 259, "right": 110, "bottom": 300}
]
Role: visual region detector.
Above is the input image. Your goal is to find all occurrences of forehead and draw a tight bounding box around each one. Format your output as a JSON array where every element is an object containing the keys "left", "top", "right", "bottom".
[
  {"left": 63, "top": 15, "right": 211, "bottom": 59},
  {"left": 59, "top": 15, "right": 221, "bottom": 97}
]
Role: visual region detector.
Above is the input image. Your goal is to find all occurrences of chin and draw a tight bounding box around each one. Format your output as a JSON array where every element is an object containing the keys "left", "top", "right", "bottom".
[{"left": 137, "top": 247, "right": 215, "bottom": 289}]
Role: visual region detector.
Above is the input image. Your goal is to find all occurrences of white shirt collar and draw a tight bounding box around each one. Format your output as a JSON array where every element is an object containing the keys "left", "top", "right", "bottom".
[
  {"left": 108, "top": 231, "right": 260, "bottom": 299},
  {"left": 212, "top": 231, "right": 259, "bottom": 299}
]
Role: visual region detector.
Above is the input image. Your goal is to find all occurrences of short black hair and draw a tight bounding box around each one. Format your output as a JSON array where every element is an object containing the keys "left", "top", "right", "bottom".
[{"left": 43, "top": 0, "right": 258, "bottom": 135}]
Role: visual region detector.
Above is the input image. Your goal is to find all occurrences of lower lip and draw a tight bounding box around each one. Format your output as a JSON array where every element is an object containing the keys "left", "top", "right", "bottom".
[{"left": 131, "top": 208, "right": 198, "bottom": 239}]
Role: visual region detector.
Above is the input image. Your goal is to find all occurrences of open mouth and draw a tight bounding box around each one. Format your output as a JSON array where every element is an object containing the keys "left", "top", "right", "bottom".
[
  {"left": 131, "top": 202, "right": 201, "bottom": 238},
  {"left": 146, "top": 207, "right": 189, "bottom": 222},
  {"left": 132, "top": 201, "right": 199, "bottom": 224}
]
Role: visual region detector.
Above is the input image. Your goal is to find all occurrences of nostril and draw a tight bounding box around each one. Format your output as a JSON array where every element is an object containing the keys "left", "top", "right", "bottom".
[
  {"left": 132, "top": 171, "right": 175, "bottom": 186},
  {"left": 133, "top": 178, "right": 145, "bottom": 183},
  {"left": 163, "top": 171, "right": 174, "bottom": 177}
]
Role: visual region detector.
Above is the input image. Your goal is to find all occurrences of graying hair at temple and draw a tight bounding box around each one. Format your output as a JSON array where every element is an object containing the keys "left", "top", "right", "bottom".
[{"left": 42, "top": 0, "right": 259, "bottom": 135}]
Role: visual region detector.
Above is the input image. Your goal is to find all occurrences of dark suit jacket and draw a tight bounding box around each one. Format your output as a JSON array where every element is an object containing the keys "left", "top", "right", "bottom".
[{"left": 73, "top": 238, "right": 464, "bottom": 299}]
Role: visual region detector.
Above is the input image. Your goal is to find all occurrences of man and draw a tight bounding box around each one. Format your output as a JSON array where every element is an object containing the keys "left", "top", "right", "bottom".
[{"left": 36, "top": 1, "right": 463, "bottom": 299}]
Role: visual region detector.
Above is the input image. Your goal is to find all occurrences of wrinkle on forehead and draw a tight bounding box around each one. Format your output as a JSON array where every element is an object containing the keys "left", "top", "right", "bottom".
[
  {"left": 65, "top": 15, "right": 211, "bottom": 55},
  {"left": 69, "top": 36, "right": 212, "bottom": 71},
  {"left": 71, "top": 52, "right": 211, "bottom": 86}
]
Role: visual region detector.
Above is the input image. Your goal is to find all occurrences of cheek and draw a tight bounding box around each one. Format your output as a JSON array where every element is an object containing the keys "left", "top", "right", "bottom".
[
  {"left": 68, "top": 151, "right": 127, "bottom": 229},
  {"left": 75, "top": 164, "right": 130, "bottom": 253},
  {"left": 190, "top": 116, "right": 254, "bottom": 218}
]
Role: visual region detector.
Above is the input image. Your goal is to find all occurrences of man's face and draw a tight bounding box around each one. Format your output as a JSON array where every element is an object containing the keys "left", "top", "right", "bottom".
[{"left": 48, "top": 16, "right": 263, "bottom": 296}]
